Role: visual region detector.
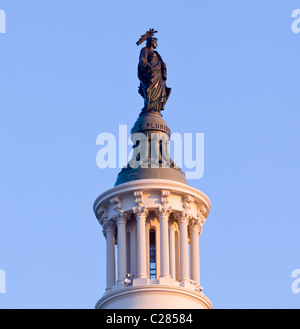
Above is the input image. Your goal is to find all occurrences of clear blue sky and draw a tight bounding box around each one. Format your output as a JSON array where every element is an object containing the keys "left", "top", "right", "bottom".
[{"left": 0, "top": 0, "right": 300, "bottom": 309}]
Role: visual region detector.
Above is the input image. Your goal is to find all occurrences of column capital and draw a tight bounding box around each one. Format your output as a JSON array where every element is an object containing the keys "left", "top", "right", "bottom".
[
  {"left": 155, "top": 190, "right": 172, "bottom": 217},
  {"left": 189, "top": 217, "right": 201, "bottom": 236},
  {"left": 133, "top": 205, "right": 149, "bottom": 218},
  {"left": 112, "top": 209, "right": 129, "bottom": 225},
  {"left": 105, "top": 219, "right": 116, "bottom": 229},
  {"left": 174, "top": 211, "right": 189, "bottom": 224},
  {"left": 133, "top": 190, "right": 148, "bottom": 217},
  {"left": 115, "top": 213, "right": 129, "bottom": 225},
  {"left": 102, "top": 218, "right": 116, "bottom": 238},
  {"left": 156, "top": 204, "right": 172, "bottom": 217},
  {"left": 96, "top": 207, "right": 112, "bottom": 238},
  {"left": 110, "top": 196, "right": 129, "bottom": 224}
]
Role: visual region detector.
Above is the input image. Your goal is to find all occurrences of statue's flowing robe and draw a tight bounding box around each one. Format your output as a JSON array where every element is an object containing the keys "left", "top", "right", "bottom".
[{"left": 138, "top": 47, "right": 171, "bottom": 112}]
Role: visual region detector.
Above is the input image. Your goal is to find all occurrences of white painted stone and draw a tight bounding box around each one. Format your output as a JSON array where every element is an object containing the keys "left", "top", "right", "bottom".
[{"left": 94, "top": 179, "right": 212, "bottom": 309}]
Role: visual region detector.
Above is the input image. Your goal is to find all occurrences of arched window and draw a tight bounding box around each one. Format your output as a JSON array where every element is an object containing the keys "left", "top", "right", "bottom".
[{"left": 149, "top": 229, "right": 156, "bottom": 279}]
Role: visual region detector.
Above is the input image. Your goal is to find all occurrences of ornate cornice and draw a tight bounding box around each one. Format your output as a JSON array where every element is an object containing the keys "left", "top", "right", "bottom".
[
  {"left": 96, "top": 207, "right": 108, "bottom": 226},
  {"left": 161, "top": 190, "right": 170, "bottom": 204},
  {"left": 110, "top": 197, "right": 122, "bottom": 212},
  {"left": 110, "top": 197, "right": 128, "bottom": 224},
  {"left": 93, "top": 179, "right": 211, "bottom": 216},
  {"left": 134, "top": 190, "right": 144, "bottom": 206},
  {"left": 133, "top": 190, "right": 148, "bottom": 217},
  {"left": 196, "top": 205, "right": 207, "bottom": 235},
  {"left": 183, "top": 195, "right": 194, "bottom": 208},
  {"left": 179, "top": 195, "right": 194, "bottom": 222},
  {"left": 156, "top": 190, "right": 172, "bottom": 217}
]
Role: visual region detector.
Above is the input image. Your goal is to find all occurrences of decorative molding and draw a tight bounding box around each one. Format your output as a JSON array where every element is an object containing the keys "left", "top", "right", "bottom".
[
  {"left": 196, "top": 205, "right": 208, "bottom": 235},
  {"left": 93, "top": 179, "right": 211, "bottom": 216},
  {"left": 177, "top": 195, "right": 194, "bottom": 222},
  {"left": 183, "top": 195, "right": 194, "bottom": 210},
  {"left": 110, "top": 196, "right": 122, "bottom": 212},
  {"left": 198, "top": 204, "right": 208, "bottom": 218},
  {"left": 155, "top": 190, "right": 172, "bottom": 217},
  {"left": 110, "top": 196, "right": 129, "bottom": 225},
  {"left": 161, "top": 190, "right": 170, "bottom": 205},
  {"left": 96, "top": 207, "right": 108, "bottom": 226},
  {"left": 95, "top": 284, "right": 213, "bottom": 309},
  {"left": 133, "top": 190, "right": 149, "bottom": 218},
  {"left": 134, "top": 190, "right": 144, "bottom": 206}
]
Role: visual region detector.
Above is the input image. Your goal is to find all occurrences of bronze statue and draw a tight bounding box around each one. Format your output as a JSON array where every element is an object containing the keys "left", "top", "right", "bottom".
[{"left": 136, "top": 29, "right": 171, "bottom": 113}]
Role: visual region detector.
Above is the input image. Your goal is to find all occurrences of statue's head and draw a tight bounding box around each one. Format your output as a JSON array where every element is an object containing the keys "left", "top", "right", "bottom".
[
  {"left": 146, "top": 37, "right": 157, "bottom": 49},
  {"left": 136, "top": 29, "right": 158, "bottom": 48}
]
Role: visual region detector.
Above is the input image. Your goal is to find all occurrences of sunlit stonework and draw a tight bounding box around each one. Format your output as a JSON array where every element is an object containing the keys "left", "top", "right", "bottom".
[{"left": 93, "top": 29, "right": 212, "bottom": 309}]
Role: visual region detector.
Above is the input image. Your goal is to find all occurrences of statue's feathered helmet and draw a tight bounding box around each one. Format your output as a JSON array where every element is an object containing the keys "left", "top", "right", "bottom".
[{"left": 136, "top": 28, "right": 158, "bottom": 46}]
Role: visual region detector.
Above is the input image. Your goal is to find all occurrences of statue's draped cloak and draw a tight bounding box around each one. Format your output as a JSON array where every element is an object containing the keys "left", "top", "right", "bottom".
[{"left": 138, "top": 47, "right": 171, "bottom": 112}]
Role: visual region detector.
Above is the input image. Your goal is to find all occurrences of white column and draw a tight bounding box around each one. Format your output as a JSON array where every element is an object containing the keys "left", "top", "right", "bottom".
[
  {"left": 190, "top": 222, "right": 200, "bottom": 285},
  {"left": 155, "top": 224, "right": 161, "bottom": 278},
  {"left": 157, "top": 205, "right": 171, "bottom": 278},
  {"left": 116, "top": 215, "right": 127, "bottom": 282},
  {"left": 133, "top": 206, "right": 148, "bottom": 279},
  {"left": 129, "top": 227, "right": 136, "bottom": 276},
  {"left": 175, "top": 231, "right": 180, "bottom": 281},
  {"left": 145, "top": 222, "right": 150, "bottom": 278},
  {"left": 105, "top": 220, "right": 116, "bottom": 289},
  {"left": 169, "top": 224, "right": 176, "bottom": 280},
  {"left": 179, "top": 217, "right": 189, "bottom": 282}
]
